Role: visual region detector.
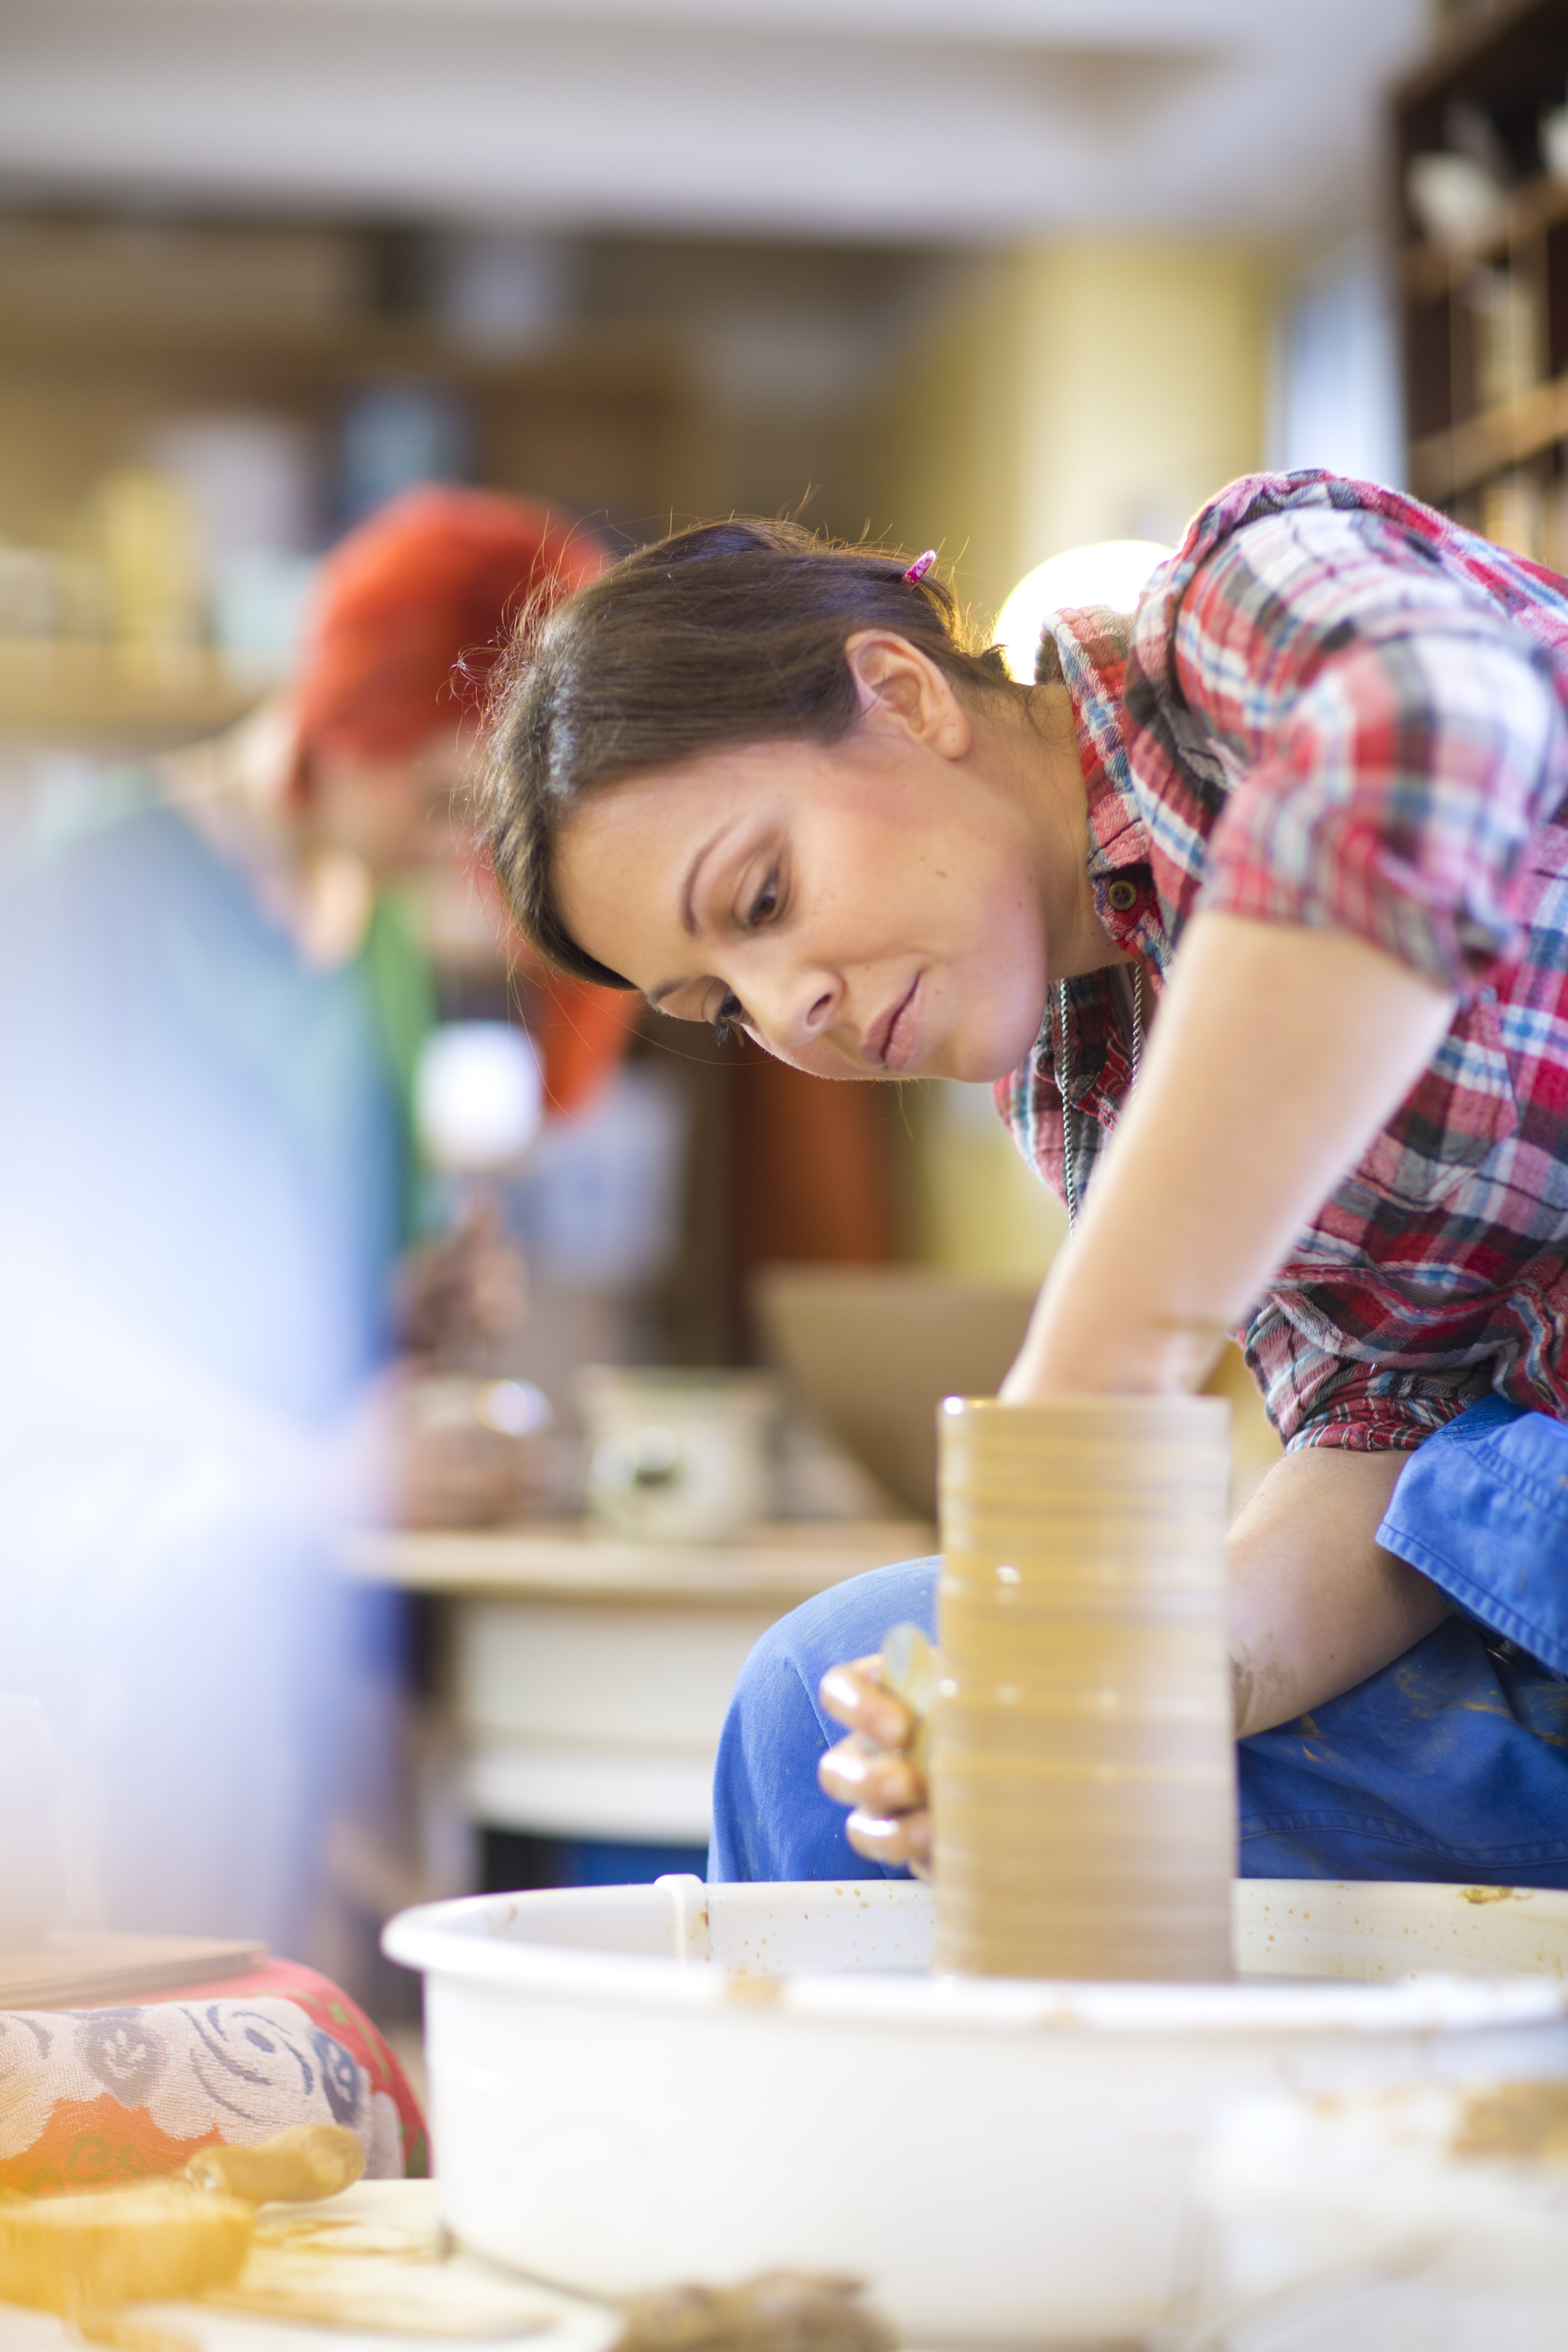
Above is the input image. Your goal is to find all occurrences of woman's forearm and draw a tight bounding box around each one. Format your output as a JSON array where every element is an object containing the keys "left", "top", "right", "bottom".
[
  {"left": 1227, "top": 1448, "right": 1449, "bottom": 1736},
  {"left": 1002, "top": 913, "right": 1457, "bottom": 1401}
]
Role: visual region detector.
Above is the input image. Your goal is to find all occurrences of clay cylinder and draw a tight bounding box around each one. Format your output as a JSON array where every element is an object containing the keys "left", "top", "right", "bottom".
[{"left": 931, "top": 1395, "right": 1234, "bottom": 1982}]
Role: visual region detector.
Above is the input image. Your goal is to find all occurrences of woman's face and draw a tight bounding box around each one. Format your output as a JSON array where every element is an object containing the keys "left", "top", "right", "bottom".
[
  {"left": 310, "top": 727, "right": 474, "bottom": 880},
  {"left": 552, "top": 650, "right": 1062, "bottom": 1085}
]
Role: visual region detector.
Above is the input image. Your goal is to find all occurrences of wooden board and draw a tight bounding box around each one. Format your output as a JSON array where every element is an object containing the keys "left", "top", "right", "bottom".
[
  {"left": 0, "top": 1931, "right": 265, "bottom": 2011},
  {"left": 341, "top": 1517, "right": 934, "bottom": 1606}
]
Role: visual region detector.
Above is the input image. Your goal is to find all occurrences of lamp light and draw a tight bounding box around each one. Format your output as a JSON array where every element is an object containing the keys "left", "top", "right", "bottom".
[
  {"left": 996, "top": 539, "right": 1173, "bottom": 684},
  {"left": 414, "top": 1020, "right": 543, "bottom": 1177}
]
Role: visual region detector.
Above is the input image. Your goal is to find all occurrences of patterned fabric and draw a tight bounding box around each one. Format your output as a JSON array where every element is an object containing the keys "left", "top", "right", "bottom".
[
  {"left": 998, "top": 470, "right": 1568, "bottom": 1451},
  {"left": 0, "top": 1960, "right": 426, "bottom": 2196}
]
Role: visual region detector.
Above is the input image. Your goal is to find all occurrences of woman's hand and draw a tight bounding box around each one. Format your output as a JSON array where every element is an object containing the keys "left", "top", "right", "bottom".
[
  {"left": 1003, "top": 914, "right": 1457, "bottom": 1402},
  {"left": 343, "top": 1364, "right": 548, "bottom": 1528},
  {"left": 818, "top": 1657, "right": 931, "bottom": 1873},
  {"left": 811, "top": 1449, "right": 1451, "bottom": 1863},
  {"left": 397, "top": 1198, "right": 529, "bottom": 1364}
]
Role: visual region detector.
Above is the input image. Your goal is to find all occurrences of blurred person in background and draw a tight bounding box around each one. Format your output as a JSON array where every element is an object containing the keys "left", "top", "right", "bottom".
[{"left": 0, "top": 486, "right": 620, "bottom": 1973}]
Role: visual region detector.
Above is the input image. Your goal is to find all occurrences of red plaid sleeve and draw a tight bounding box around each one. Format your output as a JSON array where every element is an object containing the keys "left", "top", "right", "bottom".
[
  {"left": 1175, "top": 506, "right": 1568, "bottom": 996},
  {"left": 1243, "top": 1294, "right": 1486, "bottom": 1454}
]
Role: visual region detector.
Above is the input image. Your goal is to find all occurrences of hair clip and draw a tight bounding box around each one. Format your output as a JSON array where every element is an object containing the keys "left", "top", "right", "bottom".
[{"left": 902, "top": 549, "right": 937, "bottom": 584}]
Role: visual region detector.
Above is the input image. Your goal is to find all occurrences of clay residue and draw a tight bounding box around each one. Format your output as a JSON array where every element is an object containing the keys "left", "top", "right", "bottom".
[
  {"left": 1452, "top": 2080, "right": 1568, "bottom": 2162},
  {"left": 616, "top": 2272, "right": 895, "bottom": 2352},
  {"left": 722, "top": 1974, "right": 784, "bottom": 2007}
]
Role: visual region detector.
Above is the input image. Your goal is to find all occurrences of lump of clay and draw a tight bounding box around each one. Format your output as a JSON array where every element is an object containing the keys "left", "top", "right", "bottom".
[
  {"left": 0, "top": 2182, "right": 253, "bottom": 2315},
  {"left": 183, "top": 2123, "right": 366, "bottom": 2204},
  {"left": 617, "top": 2272, "right": 897, "bottom": 2352}
]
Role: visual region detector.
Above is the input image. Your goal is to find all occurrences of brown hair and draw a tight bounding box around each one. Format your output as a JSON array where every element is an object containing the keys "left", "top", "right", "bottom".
[{"left": 481, "top": 516, "right": 1018, "bottom": 988}]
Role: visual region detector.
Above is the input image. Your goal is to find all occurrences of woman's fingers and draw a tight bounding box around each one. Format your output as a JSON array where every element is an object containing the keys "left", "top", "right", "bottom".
[
  {"left": 818, "top": 1733, "right": 924, "bottom": 1814},
  {"left": 819, "top": 1658, "right": 917, "bottom": 1752},
  {"left": 846, "top": 1804, "right": 932, "bottom": 1872},
  {"left": 818, "top": 1652, "right": 931, "bottom": 1875}
]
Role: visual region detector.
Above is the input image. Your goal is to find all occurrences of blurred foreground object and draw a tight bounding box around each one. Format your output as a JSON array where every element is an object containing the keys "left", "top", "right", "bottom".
[
  {"left": 0, "top": 2181, "right": 253, "bottom": 2318},
  {"left": 0, "top": 1962, "right": 419, "bottom": 2194},
  {"left": 0, "top": 2125, "right": 366, "bottom": 2330},
  {"left": 0, "top": 486, "right": 608, "bottom": 1973},
  {"left": 183, "top": 2123, "right": 364, "bottom": 2204}
]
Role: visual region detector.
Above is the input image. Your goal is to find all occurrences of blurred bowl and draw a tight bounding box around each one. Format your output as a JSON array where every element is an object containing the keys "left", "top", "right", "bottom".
[
  {"left": 578, "top": 1367, "right": 778, "bottom": 1544},
  {"left": 1408, "top": 151, "right": 1507, "bottom": 250}
]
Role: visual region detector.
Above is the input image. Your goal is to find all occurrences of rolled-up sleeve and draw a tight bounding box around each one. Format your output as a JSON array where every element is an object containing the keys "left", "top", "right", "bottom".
[
  {"left": 1243, "top": 1293, "right": 1487, "bottom": 1454},
  {"left": 1178, "top": 508, "right": 1568, "bottom": 996}
]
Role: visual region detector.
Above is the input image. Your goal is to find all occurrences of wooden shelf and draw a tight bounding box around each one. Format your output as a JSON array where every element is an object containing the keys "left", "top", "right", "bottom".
[
  {"left": 0, "top": 305, "right": 684, "bottom": 397},
  {"left": 1410, "top": 369, "right": 1568, "bottom": 501},
  {"left": 342, "top": 1517, "right": 935, "bottom": 1608},
  {"left": 1403, "top": 169, "right": 1568, "bottom": 305},
  {"left": 1395, "top": 1, "right": 1568, "bottom": 531},
  {"left": 0, "top": 639, "right": 261, "bottom": 746}
]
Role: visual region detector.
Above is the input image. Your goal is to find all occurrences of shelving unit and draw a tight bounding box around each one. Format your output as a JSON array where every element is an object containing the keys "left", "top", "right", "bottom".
[
  {"left": 0, "top": 220, "right": 692, "bottom": 751},
  {"left": 1394, "top": 0, "right": 1568, "bottom": 558},
  {"left": 0, "top": 638, "right": 258, "bottom": 746}
]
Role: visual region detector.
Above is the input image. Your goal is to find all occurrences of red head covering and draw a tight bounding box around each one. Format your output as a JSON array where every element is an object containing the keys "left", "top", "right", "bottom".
[
  {"left": 292, "top": 483, "right": 606, "bottom": 773},
  {"left": 293, "top": 484, "right": 632, "bottom": 1118}
]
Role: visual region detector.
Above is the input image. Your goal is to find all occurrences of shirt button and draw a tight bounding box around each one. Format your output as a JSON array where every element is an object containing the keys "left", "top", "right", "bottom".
[{"left": 1107, "top": 878, "right": 1139, "bottom": 913}]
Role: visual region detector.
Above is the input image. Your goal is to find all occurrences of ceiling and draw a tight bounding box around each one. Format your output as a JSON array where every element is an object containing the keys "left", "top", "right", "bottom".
[{"left": 0, "top": 0, "right": 1432, "bottom": 245}]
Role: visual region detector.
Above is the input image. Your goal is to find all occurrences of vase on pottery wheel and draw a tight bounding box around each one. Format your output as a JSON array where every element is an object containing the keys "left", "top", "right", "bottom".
[{"left": 932, "top": 1395, "right": 1234, "bottom": 1982}]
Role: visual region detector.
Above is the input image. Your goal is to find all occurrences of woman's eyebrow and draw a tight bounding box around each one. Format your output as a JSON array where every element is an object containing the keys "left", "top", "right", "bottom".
[
  {"left": 680, "top": 826, "right": 726, "bottom": 936},
  {"left": 646, "top": 826, "right": 727, "bottom": 1007}
]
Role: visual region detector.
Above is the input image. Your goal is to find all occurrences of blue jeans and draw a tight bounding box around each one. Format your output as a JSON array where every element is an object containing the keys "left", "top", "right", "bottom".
[{"left": 710, "top": 1398, "right": 1568, "bottom": 1887}]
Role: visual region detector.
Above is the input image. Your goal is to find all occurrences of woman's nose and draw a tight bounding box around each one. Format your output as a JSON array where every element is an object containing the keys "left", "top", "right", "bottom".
[{"left": 756, "top": 963, "right": 842, "bottom": 1050}]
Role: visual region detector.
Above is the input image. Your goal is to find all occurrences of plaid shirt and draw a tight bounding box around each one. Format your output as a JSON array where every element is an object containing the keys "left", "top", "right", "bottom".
[{"left": 996, "top": 470, "right": 1568, "bottom": 1451}]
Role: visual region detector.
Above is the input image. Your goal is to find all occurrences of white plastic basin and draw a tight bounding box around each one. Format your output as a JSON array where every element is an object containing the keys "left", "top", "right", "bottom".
[{"left": 384, "top": 1878, "right": 1568, "bottom": 2348}]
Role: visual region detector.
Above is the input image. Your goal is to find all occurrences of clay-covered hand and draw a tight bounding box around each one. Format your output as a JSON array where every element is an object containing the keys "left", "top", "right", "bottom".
[
  {"left": 396, "top": 1197, "right": 529, "bottom": 1363},
  {"left": 817, "top": 1656, "right": 931, "bottom": 1874},
  {"left": 342, "top": 1366, "right": 545, "bottom": 1528}
]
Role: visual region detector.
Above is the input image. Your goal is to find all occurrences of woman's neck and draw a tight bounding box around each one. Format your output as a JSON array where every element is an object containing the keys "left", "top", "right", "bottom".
[
  {"left": 1010, "top": 683, "right": 1129, "bottom": 985},
  {"left": 160, "top": 704, "right": 375, "bottom": 969}
]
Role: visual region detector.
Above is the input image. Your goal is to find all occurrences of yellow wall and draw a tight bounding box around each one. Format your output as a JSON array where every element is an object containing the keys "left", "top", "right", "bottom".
[
  {"left": 1002, "top": 240, "right": 1272, "bottom": 579},
  {"left": 903, "top": 1080, "right": 1068, "bottom": 1285},
  {"left": 871, "top": 235, "right": 1272, "bottom": 1290},
  {"left": 873, "top": 235, "right": 1272, "bottom": 643}
]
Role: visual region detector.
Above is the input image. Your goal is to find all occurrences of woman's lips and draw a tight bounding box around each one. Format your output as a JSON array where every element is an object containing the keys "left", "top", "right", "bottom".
[{"left": 870, "top": 977, "right": 921, "bottom": 1073}]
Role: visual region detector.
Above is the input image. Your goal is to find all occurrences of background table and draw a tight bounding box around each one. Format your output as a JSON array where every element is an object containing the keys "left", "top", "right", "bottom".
[{"left": 343, "top": 1520, "right": 933, "bottom": 1851}]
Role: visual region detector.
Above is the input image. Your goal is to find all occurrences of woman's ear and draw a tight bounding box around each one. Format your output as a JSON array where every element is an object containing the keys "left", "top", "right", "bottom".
[{"left": 843, "top": 632, "right": 971, "bottom": 760}]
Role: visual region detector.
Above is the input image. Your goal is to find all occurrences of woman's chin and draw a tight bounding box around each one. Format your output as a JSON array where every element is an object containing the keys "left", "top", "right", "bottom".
[{"left": 940, "top": 1008, "right": 1047, "bottom": 1087}]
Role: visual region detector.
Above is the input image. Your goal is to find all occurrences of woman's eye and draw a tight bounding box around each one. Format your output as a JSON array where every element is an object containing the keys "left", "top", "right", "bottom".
[
  {"left": 713, "top": 991, "right": 746, "bottom": 1047},
  {"left": 745, "top": 872, "right": 781, "bottom": 929}
]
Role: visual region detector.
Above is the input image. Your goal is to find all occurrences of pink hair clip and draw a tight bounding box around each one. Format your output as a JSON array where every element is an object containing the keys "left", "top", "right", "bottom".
[{"left": 902, "top": 549, "right": 937, "bottom": 584}]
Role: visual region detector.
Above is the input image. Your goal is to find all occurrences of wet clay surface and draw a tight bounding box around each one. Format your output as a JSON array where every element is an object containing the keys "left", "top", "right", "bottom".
[
  {"left": 932, "top": 1396, "right": 1234, "bottom": 1983},
  {"left": 1454, "top": 2080, "right": 1568, "bottom": 2162}
]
